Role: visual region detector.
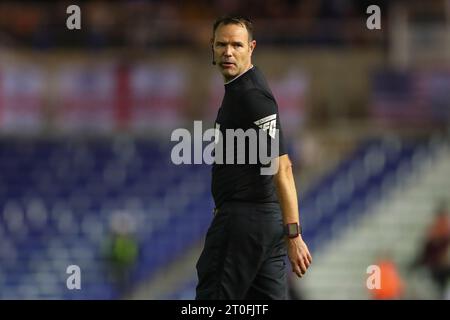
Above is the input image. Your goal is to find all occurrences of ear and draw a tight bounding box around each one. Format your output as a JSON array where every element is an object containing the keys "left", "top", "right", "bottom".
[{"left": 249, "top": 40, "right": 256, "bottom": 53}]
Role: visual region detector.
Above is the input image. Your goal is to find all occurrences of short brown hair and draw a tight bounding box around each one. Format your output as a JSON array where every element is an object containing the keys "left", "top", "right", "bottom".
[{"left": 212, "top": 16, "right": 254, "bottom": 42}]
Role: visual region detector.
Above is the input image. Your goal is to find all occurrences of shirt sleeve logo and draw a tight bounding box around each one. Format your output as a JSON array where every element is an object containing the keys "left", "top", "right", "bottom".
[{"left": 254, "top": 114, "right": 277, "bottom": 139}]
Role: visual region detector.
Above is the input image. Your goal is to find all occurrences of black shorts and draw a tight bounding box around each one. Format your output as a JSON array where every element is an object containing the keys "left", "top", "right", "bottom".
[{"left": 195, "top": 201, "right": 287, "bottom": 300}]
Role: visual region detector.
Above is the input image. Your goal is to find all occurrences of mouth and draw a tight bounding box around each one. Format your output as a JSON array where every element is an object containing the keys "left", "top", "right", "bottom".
[{"left": 220, "top": 62, "right": 235, "bottom": 69}]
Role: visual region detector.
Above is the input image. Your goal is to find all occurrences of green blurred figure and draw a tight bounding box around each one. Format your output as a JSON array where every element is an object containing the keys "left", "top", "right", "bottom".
[{"left": 104, "top": 211, "right": 139, "bottom": 298}]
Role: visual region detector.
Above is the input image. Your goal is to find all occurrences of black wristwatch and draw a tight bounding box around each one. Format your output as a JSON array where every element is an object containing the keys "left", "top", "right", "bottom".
[{"left": 285, "top": 223, "right": 301, "bottom": 238}]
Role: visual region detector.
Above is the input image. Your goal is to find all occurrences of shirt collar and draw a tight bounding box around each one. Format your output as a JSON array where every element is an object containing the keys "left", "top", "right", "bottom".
[{"left": 224, "top": 65, "right": 254, "bottom": 86}]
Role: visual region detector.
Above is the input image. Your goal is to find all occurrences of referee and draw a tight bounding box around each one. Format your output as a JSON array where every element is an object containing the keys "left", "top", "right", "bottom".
[{"left": 195, "top": 16, "right": 312, "bottom": 300}]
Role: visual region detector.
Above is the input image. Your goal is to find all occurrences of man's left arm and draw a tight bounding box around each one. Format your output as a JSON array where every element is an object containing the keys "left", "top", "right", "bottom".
[
  {"left": 242, "top": 88, "right": 312, "bottom": 277},
  {"left": 274, "top": 154, "right": 312, "bottom": 278}
]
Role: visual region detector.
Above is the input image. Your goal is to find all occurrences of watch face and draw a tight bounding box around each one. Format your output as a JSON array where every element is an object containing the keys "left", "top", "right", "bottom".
[{"left": 287, "top": 223, "right": 299, "bottom": 237}]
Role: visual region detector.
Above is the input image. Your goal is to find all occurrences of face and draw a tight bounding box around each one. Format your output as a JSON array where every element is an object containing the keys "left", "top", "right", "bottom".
[{"left": 212, "top": 23, "right": 256, "bottom": 82}]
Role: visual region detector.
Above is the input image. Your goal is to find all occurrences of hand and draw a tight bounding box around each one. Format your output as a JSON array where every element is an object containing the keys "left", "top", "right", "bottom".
[{"left": 286, "top": 235, "right": 312, "bottom": 278}]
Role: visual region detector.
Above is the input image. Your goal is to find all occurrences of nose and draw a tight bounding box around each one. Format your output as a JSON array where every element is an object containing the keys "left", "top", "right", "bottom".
[{"left": 223, "top": 45, "right": 232, "bottom": 57}]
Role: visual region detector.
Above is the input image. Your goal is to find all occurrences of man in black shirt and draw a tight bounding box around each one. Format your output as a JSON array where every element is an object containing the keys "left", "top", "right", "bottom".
[{"left": 195, "top": 16, "right": 312, "bottom": 300}]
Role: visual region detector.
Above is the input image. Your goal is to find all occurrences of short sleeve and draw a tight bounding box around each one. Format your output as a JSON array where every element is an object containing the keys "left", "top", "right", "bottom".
[{"left": 241, "top": 88, "right": 287, "bottom": 158}]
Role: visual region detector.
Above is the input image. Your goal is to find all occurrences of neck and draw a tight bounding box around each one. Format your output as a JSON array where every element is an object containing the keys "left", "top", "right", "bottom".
[{"left": 224, "top": 64, "right": 254, "bottom": 84}]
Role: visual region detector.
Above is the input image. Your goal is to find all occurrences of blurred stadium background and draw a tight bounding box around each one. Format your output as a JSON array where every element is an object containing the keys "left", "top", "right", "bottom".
[{"left": 0, "top": 0, "right": 449, "bottom": 300}]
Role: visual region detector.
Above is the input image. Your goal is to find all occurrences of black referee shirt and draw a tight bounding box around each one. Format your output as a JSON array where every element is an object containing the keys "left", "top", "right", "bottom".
[{"left": 211, "top": 66, "right": 287, "bottom": 209}]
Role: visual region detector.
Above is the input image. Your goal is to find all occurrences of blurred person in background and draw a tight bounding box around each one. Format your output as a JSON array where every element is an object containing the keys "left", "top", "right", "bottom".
[
  {"left": 370, "top": 252, "right": 405, "bottom": 300},
  {"left": 195, "top": 16, "right": 311, "bottom": 300},
  {"left": 103, "top": 211, "right": 140, "bottom": 298},
  {"left": 412, "top": 203, "right": 450, "bottom": 298}
]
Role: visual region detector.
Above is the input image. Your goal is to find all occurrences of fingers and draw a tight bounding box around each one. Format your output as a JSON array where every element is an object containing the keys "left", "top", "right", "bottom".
[
  {"left": 299, "top": 258, "right": 307, "bottom": 275},
  {"left": 288, "top": 240, "right": 313, "bottom": 278},
  {"left": 307, "top": 251, "right": 313, "bottom": 265},
  {"left": 304, "top": 252, "right": 312, "bottom": 268},
  {"left": 291, "top": 259, "right": 307, "bottom": 278},
  {"left": 291, "top": 252, "right": 312, "bottom": 278},
  {"left": 291, "top": 262, "right": 302, "bottom": 278}
]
